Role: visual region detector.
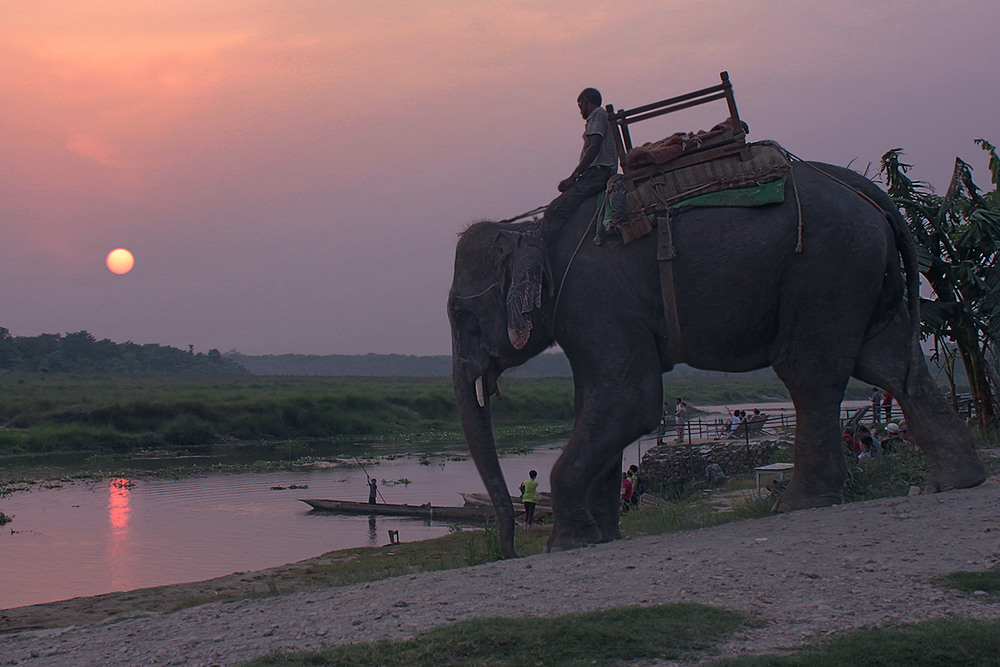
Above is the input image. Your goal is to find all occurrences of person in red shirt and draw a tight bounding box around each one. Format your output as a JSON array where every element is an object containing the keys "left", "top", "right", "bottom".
[
  {"left": 882, "top": 392, "right": 894, "bottom": 422},
  {"left": 620, "top": 472, "right": 634, "bottom": 513}
]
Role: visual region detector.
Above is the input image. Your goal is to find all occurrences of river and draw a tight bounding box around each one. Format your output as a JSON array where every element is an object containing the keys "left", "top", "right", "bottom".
[{"left": 0, "top": 440, "right": 647, "bottom": 610}]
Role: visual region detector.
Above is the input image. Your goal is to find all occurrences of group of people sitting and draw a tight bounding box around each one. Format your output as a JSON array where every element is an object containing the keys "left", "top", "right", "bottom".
[
  {"left": 725, "top": 408, "right": 768, "bottom": 437},
  {"left": 843, "top": 421, "right": 909, "bottom": 461}
]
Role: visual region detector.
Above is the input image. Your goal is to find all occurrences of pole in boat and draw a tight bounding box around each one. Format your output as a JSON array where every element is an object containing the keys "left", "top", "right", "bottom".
[{"left": 353, "top": 455, "right": 388, "bottom": 504}]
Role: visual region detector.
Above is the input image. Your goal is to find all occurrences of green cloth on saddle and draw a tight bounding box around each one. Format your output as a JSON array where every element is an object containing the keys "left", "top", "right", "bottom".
[
  {"left": 672, "top": 176, "right": 785, "bottom": 211},
  {"left": 602, "top": 177, "right": 785, "bottom": 226}
]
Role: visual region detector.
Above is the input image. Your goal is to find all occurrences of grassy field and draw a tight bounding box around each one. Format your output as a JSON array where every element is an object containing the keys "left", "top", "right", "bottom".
[
  {"left": 0, "top": 373, "right": 804, "bottom": 459},
  {"left": 0, "top": 375, "right": 563, "bottom": 457}
]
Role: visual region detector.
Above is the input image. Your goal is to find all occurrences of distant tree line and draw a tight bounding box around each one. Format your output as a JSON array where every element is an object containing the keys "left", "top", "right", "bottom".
[
  {"left": 0, "top": 328, "right": 248, "bottom": 375},
  {"left": 225, "top": 351, "right": 577, "bottom": 377},
  {"left": 226, "top": 352, "right": 454, "bottom": 377}
]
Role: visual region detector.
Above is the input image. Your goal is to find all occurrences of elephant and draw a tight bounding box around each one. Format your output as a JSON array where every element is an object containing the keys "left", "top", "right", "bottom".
[{"left": 447, "top": 160, "right": 986, "bottom": 558}]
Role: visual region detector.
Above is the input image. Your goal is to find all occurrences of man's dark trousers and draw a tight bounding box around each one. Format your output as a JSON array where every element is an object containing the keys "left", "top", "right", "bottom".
[{"left": 543, "top": 165, "right": 615, "bottom": 241}]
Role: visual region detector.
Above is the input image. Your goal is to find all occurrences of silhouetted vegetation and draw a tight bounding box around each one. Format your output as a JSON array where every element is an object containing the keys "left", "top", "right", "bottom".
[
  {"left": 0, "top": 329, "right": 246, "bottom": 375},
  {"left": 881, "top": 139, "right": 1000, "bottom": 431}
]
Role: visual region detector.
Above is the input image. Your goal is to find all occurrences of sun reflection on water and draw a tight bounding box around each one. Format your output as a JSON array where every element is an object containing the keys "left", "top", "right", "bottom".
[{"left": 108, "top": 478, "right": 134, "bottom": 589}]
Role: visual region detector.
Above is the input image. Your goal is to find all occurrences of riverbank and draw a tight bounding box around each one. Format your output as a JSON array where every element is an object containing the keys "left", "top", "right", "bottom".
[
  {"left": 0, "top": 373, "right": 804, "bottom": 462},
  {"left": 3, "top": 474, "right": 1000, "bottom": 665},
  {"left": 0, "top": 526, "right": 533, "bottom": 635}
]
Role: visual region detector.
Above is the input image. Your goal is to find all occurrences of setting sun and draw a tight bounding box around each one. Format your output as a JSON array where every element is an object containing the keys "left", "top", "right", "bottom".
[{"left": 106, "top": 248, "right": 135, "bottom": 275}]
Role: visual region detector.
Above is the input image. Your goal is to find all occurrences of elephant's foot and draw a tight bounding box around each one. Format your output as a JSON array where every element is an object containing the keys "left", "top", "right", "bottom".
[
  {"left": 924, "top": 459, "right": 986, "bottom": 494},
  {"left": 773, "top": 481, "right": 842, "bottom": 513},
  {"left": 598, "top": 523, "right": 622, "bottom": 543},
  {"left": 589, "top": 511, "right": 621, "bottom": 543},
  {"left": 546, "top": 521, "right": 605, "bottom": 553}
]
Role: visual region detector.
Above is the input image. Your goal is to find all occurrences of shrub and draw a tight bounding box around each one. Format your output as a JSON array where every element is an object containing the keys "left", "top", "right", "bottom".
[{"left": 163, "top": 416, "right": 217, "bottom": 447}]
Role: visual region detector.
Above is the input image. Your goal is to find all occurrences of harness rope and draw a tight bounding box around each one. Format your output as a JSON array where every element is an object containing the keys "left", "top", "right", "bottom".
[
  {"left": 783, "top": 149, "right": 888, "bottom": 218},
  {"left": 549, "top": 195, "right": 604, "bottom": 338}
]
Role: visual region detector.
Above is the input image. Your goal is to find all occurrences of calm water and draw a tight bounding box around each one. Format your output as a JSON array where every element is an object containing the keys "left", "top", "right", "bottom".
[{"left": 1, "top": 441, "right": 642, "bottom": 610}]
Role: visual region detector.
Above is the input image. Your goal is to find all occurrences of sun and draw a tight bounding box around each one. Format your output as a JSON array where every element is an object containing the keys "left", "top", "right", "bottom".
[{"left": 106, "top": 248, "right": 135, "bottom": 275}]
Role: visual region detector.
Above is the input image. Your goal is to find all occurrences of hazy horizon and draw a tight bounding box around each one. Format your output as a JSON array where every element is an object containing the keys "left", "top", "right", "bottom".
[{"left": 3, "top": 2, "right": 998, "bottom": 356}]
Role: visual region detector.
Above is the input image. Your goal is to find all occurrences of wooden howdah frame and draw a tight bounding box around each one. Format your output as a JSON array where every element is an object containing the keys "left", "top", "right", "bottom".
[{"left": 606, "top": 71, "right": 750, "bottom": 187}]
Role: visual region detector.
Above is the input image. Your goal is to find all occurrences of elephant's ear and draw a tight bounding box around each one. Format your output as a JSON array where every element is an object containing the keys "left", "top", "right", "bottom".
[{"left": 502, "top": 236, "right": 548, "bottom": 350}]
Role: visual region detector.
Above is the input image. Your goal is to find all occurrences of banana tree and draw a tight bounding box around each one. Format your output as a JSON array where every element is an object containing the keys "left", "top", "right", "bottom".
[{"left": 880, "top": 140, "right": 1000, "bottom": 431}]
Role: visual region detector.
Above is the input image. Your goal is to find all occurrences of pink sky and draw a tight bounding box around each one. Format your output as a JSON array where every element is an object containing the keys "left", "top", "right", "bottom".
[{"left": 2, "top": 1, "right": 998, "bottom": 355}]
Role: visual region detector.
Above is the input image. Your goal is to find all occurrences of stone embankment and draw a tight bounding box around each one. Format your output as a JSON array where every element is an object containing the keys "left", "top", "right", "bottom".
[{"left": 640, "top": 440, "right": 789, "bottom": 486}]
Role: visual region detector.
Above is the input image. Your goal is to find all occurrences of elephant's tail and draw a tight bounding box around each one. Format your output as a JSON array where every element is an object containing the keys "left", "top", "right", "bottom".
[
  {"left": 880, "top": 199, "right": 922, "bottom": 350},
  {"left": 843, "top": 174, "right": 922, "bottom": 350}
]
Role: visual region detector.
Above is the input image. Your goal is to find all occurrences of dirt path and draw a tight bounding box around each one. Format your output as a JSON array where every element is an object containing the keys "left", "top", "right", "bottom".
[{"left": 3, "top": 477, "right": 1000, "bottom": 666}]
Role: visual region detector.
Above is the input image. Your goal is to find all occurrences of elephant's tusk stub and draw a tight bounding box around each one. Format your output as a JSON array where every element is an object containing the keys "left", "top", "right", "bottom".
[{"left": 475, "top": 377, "right": 486, "bottom": 408}]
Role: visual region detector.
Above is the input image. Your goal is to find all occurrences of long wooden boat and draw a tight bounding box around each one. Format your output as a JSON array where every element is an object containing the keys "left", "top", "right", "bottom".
[{"left": 300, "top": 498, "right": 498, "bottom": 521}]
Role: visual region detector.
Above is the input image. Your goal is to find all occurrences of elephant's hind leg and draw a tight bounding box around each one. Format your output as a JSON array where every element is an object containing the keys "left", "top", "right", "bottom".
[
  {"left": 772, "top": 359, "right": 852, "bottom": 512},
  {"left": 854, "top": 320, "right": 985, "bottom": 493},
  {"left": 903, "top": 364, "right": 986, "bottom": 493}
]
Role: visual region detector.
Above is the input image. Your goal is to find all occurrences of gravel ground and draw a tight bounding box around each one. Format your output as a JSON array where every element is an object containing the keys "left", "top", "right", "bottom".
[{"left": 3, "top": 476, "right": 1000, "bottom": 666}]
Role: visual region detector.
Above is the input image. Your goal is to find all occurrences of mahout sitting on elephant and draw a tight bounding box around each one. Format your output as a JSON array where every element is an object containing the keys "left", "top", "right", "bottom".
[{"left": 447, "top": 160, "right": 986, "bottom": 558}]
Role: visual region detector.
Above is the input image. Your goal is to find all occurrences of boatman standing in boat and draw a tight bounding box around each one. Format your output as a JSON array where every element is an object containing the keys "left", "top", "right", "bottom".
[
  {"left": 368, "top": 477, "right": 378, "bottom": 504},
  {"left": 519, "top": 470, "right": 539, "bottom": 531}
]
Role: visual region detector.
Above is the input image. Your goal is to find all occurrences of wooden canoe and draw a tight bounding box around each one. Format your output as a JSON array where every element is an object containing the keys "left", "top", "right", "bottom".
[
  {"left": 300, "top": 498, "right": 550, "bottom": 522},
  {"left": 300, "top": 498, "right": 497, "bottom": 522}
]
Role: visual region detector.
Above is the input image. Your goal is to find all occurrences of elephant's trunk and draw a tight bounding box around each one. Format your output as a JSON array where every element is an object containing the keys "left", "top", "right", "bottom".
[{"left": 453, "top": 361, "right": 517, "bottom": 559}]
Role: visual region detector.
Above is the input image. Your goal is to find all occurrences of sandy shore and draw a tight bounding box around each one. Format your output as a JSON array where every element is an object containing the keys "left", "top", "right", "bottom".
[{"left": 3, "top": 475, "right": 1000, "bottom": 666}]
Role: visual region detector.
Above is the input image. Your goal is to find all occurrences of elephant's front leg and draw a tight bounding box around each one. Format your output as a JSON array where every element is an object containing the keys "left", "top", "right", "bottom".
[
  {"left": 587, "top": 454, "right": 624, "bottom": 542},
  {"left": 547, "top": 437, "right": 609, "bottom": 550},
  {"left": 547, "top": 366, "right": 661, "bottom": 552}
]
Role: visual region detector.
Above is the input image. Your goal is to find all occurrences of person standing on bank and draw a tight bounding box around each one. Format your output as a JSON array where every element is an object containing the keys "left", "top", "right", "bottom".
[
  {"left": 542, "top": 88, "right": 619, "bottom": 242},
  {"left": 519, "top": 470, "right": 540, "bottom": 531},
  {"left": 870, "top": 387, "right": 883, "bottom": 424},
  {"left": 674, "top": 398, "right": 687, "bottom": 443}
]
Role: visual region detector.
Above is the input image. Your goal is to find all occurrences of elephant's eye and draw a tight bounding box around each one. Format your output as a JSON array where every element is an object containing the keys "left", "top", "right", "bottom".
[{"left": 448, "top": 299, "right": 473, "bottom": 324}]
